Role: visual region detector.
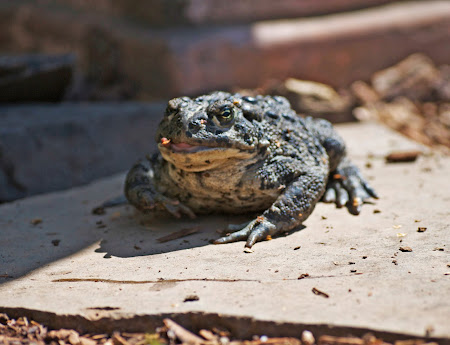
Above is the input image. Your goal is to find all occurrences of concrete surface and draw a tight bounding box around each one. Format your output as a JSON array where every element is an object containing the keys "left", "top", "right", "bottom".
[{"left": 0, "top": 122, "right": 449, "bottom": 338}]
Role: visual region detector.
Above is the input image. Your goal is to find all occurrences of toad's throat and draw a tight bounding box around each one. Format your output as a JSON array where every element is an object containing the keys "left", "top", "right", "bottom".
[{"left": 158, "top": 142, "right": 256, "bottom": 172}]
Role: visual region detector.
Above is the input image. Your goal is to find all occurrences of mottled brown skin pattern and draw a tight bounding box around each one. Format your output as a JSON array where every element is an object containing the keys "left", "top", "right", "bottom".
[{"left": 125, "top": 92, "right": 377, "bottom": 249}]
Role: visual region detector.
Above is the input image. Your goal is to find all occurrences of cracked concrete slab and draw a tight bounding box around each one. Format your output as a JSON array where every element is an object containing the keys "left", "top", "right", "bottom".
[{"left": 0, "top": 122, "right": 449, "bottom": 338}]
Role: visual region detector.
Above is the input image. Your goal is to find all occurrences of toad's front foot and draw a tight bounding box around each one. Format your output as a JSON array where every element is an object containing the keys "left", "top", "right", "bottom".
[
  {"left": 322, "top": 159, "right": 378, "bottom": 215},
  {"left": 213, "top": 216, "right": 278, "bottom": 249}
]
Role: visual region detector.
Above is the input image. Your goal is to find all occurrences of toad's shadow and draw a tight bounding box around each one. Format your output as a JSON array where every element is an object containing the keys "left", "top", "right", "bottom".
[{"left": 94, "top": 206, "right": 305, "bottom": 257}]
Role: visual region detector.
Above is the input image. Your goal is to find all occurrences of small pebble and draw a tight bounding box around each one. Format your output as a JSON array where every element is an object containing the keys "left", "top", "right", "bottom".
[
  {"left": 301, "top": 330, "right": 315, "bottom": 345},
  {"left": 220, "top": 337, "right": 230, "bottom": 345}
]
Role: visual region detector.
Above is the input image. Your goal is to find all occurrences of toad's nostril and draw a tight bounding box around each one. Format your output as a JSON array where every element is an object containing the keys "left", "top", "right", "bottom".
[{"left": 188, "top": 121, "right": 201, "bottom": 133}]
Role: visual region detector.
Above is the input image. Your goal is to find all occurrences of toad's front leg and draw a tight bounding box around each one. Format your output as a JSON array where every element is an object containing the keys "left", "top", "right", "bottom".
[
  {"left": 214, "top": 170, "right": 327, "bottom": 249},
  {"left": 125, "top": 156, "right": 196, "bottom": 219}
]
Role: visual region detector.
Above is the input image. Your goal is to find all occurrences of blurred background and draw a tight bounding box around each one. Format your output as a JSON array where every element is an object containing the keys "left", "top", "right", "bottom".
[{"left": 0, "top": 0, "right": 449, "bottom": 202}]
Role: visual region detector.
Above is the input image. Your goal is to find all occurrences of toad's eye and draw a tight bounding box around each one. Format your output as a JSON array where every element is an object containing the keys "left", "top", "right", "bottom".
[{"left": 216, "top": 106, "right": 235, "bottom": 125}]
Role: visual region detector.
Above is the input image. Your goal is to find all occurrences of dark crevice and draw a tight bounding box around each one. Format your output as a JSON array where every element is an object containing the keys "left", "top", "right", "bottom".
[{"left": 0, "top": 145, "right": 26, "bottom": 202}]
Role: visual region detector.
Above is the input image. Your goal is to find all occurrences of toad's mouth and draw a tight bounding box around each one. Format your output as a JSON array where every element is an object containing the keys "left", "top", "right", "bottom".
[
  {"left": 167, "top": 141, "right": 213, "bottom": 153},
  {"left": 158, "top": 138, "right": 256, "bottom": 172}
]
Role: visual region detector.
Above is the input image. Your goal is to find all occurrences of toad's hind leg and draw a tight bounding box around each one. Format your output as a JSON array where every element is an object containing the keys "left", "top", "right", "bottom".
[
  {"left": 214, "top": 170, "right": 327, "bottom": 248},
  {"left": 306, "top": 118, "right": 378, "bottom": 215},
  {"left": 322, "top": 157, "right": 378, "bottom": 215}
]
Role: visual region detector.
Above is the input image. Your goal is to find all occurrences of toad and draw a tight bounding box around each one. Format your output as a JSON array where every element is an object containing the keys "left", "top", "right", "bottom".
[{"left": 125, "top": 92, "right": 377, "bottom": 248}]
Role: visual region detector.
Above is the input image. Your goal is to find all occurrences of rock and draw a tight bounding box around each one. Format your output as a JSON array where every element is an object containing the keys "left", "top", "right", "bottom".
[
  {"left": 0, "top": 54, "right": 74, "bottom": 103},
  {"left": 0, "top": 102, "right": 165, "bottom": 202}
]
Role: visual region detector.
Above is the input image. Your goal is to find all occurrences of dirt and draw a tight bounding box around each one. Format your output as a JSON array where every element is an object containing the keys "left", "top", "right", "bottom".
[{"left": 0, "top": 314, "right": 442, "bottom": 345}]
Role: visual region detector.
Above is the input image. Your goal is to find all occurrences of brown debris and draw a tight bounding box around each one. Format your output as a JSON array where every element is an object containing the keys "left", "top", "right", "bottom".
[
  {"left": 156, "top": 226, "right": 200, "bottom": 243},
  {"left": 385, "top": 151, "right": 422, "bottom": 163},
  {"left": 283, "top": 78, "right": 353, "bottom": 115},
  {"left": 312, "top": 287, "right": 330, "bottom": 298},
  {"left": 96, "top": 220, "right": 107, "bottom": 229},
  {"left": 371, "top": 54, "right": 440, "bottom": 102},
  {"left": 235, "top": 337, "right": 302, "bottom": 345},
  {"left": 417, "top": 227, "right": 427, "bottom": 233},
  {"left": 48, "top": 329, "right": 81, "bottom": 344},
  {"left": 399, "top": 247, "right": 413, "bottom": 252},
  {"left": 112, "top": 332, "right": 131, "bottom": 345},
  {"left": 394, "top": 341, "right": 428, "bottom": 345},
  {"left": 237, "top": 78, "right": 354, "bottom": 122},
  {"left": 351, "top": 81, "right": 380, "bottom": 104},
  {"left": 80, "top": 336, "right": 98, "bottom": 345},
  {"left": 228, "top": 337, "right": 301, "bottom": 345},
  {"left": 0, "top": 313, "right": 442, "bottom": 345},
  {"left": 0, "top": 314, "right": 9, "bottom": 323},
  {"left": 30, "top": 218, "right": 43, "bottom": 225},
  {"left": 92, "top": 206, "right": 106, "bottom": 215},
  {"left": 351, "top": 54, "right": 450, "bottom": 152},
  {"left": 318, "top": 335, "right": 364, "bottom": 345},
  {"left": 183, "top": 294, "right": 200, "bottom": 302},
  {"left": 211, "top": 326, "right": 231, "bottom": 338},
  {"left": 237, "top": 53, "right": 450, "bottom": 150},
  {"left": 199, "top": 329, "right": 218, "bottom": 341}
]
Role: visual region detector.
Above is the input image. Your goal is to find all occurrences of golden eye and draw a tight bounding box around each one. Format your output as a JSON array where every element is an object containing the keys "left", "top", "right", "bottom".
[
  {"left": 221, "top": 108, "right": 232, "bottom": 118},
  {"left": 216, "top": 106, "right": 235, "bottom": 124}
]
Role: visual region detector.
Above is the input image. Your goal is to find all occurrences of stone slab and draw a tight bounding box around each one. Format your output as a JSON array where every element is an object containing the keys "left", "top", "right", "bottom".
[
  {"left": 0, "top": 122, "right": 449, "bottom": 338},
  {"left": 2, "top": 1, "right": 449, "bottom": 99},
  {"left": 0, "top": 102, "right": 165, "bottom": 202}
]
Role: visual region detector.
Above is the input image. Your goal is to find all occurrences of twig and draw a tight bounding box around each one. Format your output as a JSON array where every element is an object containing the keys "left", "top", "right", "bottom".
[
  {"left": 163, "top": 319, "right": 204, "bottom": 345},
  {"left": 157, "top": 227, "right": 200, "bottom": 243}
]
